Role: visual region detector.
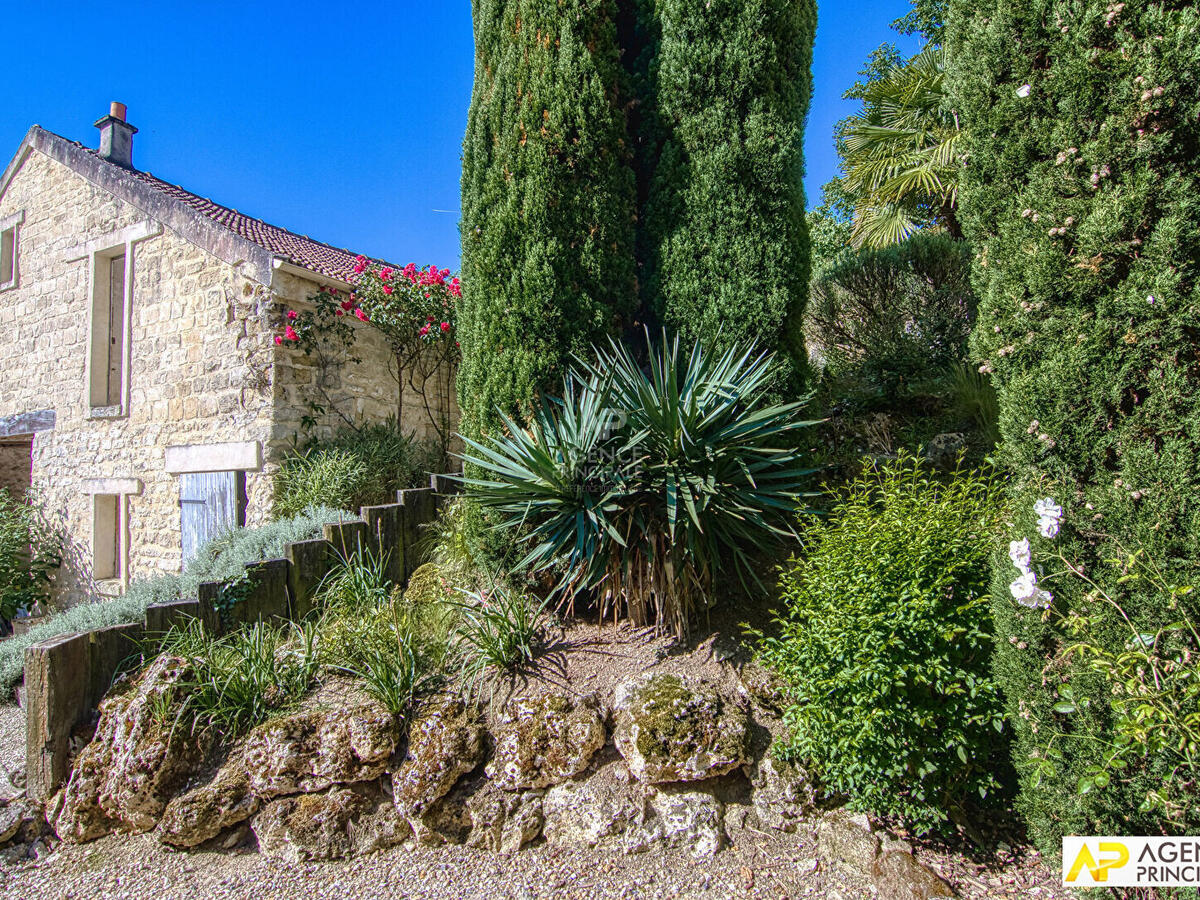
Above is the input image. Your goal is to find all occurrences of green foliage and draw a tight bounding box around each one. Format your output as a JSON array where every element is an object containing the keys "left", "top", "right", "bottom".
[
  {"left": 759, "top": 455, "right": 1007, "bottom": 834},
  {"left": 462, "top": 333, "right": 817, "bottom": 638},
  {"left": 948, "top": 362, "right": 1000, "bottom": 446},
  {"left": 840, "top": 45, "right": 963, "bottom": 248},
  {"left": 806, "top": 179, "right": 856, "bottom": 282},
  {"left": 452, "top": 582, "right": 546, "bottom": 689},
  {"left": 272, "top": 424, "right": 438, "bottom": 519},
  {"left": 807, "top": 232, "right": 975, "bottom": 394},
  {"left": 639, "top": 0, "right": 816, "bottom": 391},
  {"left": 947, "top": 0, "right": 1200, "bottom": 850},
  {"left": 0, "top": 489, "right": 62, "bottom": 621},
  {"left": 316, "top": 547, "right": 455, "bottom": 715},
  {"left": 459, "top": 0, "right": 638, "bottom": 442},
  {"left": 0, "top": 507, "right": 348, "bottom": 690},
  {"left": 1031, "top": 548, "right": 1199, "bottom": 829},
  {"left": 161, "top": 618, "right": 319, "bottom": 736}
]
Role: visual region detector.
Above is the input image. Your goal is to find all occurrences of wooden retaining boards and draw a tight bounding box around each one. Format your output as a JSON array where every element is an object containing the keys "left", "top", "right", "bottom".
[{"left": 23, "top": 482, "right": 452, "bottom": 799}]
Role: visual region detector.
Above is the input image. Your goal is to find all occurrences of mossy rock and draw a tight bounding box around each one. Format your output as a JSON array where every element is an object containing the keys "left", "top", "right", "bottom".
[
  {"left": 390, "top": 694, "right": 486, "bottom": 819},
  {"left": 485, "top": 693, "right": 606, "bottom": 790},
  {"left": 613, "top": 674, "right": 749, "bottom": 784}
]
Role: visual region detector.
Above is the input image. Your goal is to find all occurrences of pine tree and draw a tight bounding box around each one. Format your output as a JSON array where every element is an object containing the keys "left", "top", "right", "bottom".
[
  {"left": 947, "top": 0, "right": 1200, "bottom": 850},
  {"left": 458, "top": 0, "right": 638, "bottom": 440},
  {"left": 638, "top": 0, "right": 816, "bottom": 391}
]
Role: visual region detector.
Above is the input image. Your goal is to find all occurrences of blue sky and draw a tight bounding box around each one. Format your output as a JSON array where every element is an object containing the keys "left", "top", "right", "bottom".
[{"left": 3, "top": 1, "right": 919, "bottom": 270}]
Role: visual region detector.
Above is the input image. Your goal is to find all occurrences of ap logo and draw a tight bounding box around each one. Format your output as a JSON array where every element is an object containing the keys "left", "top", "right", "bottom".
[{"left": 1065, "top": 841, "right": 1130, "bottom": 884}]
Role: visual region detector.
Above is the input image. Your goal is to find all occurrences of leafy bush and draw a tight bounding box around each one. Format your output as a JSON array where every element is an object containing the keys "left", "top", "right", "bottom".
[
  {"left": 463, "top": 333, "right": 817, "bottom": 638},
  {"left": 1004, "top": 504, "right": 1200, "bottom": 833},
  {"left": 452, "top": 583, "right": 546, "bottom": 688},
  {"left": 272, "top": 423, "right": 438, "bottom": 519},
  {"left": 0, "top": 489, "right": 62, "bottom": 621},
  {"left": 947, "top": 0, "right": 1200, "bottom": 851},
  {"left": 0, "top": 506, "right": 349, "bottom": 690},
  {"left": 807, "top": 233, "right": 975, "bottom": 395},
  {"left": 316, "top": 548, "right": 455, "bottom": 715},
  {"left": 161, "top": 618, "right": 319, "bottom": 736},
  {"left": 758, "top": 455, "right": 1007, "bottom": 834}
]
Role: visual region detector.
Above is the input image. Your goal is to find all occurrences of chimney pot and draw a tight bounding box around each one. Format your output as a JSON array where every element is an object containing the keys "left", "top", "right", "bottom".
[{"left": 94, "top": 102, "right": 137, "bottom": 169}]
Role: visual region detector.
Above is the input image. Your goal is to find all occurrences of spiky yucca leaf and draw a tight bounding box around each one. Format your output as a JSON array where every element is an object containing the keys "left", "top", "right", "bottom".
[{"left": 459, "top": 333, "right": 818, "bottom": 638}]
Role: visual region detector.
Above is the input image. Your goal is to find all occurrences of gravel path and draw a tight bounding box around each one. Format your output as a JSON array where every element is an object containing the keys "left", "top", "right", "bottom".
[
  {"left": 0, "top": 704, "right": 23, "bottom": 800},
  {"left": 0, "top": 823, "right": 1072, "bottom": 900}
]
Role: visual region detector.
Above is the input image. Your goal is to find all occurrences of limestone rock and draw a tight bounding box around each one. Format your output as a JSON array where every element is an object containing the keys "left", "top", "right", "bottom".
[
  {"left": 410, "top": 772, "right": 478, "bottom": 846},
  {"left": 158, "top": 766, "right": 259, "bottom": 848},
  {"left": 56, "top": 655, "right": 210, "bottom": 843},
  {"left": 486, "top": 693, "right": 605, "bottom": 791},
  {"left": 391, "top": 695, "right": 485, "bottom": 820},
  {"left": 242, "top": 701, "right": 399, "bottom": 799},
  {"left": 0, "top": 798, "right": 47, "bottom": 847},
  {"left": 925, "top": 433, "right": 966, "bottom": 471},
  {"left": 466, "top": 783, "right": 544, "bottom": 854},
  {"left": 818, "top": 808, "right": 881, "bottom": 876},
  {"left": 874, "top": 850, "right": 956, "bottom": 899},
  {"left": 542, "top": 761, "right": 647, "bottom": 848},
  {"left": 613, "top": 674, "right": 748, "bottom": 784},
  {"left": 253, "top": 784, "right": 408, "bottom": 863},
  {"left": 626, "top": 786, "right": 725, "bottom": 859},
  {"left": 749, "top": 754, "right": 813, "bottom": 833}
]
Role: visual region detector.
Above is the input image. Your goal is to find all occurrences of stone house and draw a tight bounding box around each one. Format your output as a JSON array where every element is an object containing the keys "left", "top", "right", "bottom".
[{"left": 0, "top": 104, "right": 457, "bottom": 607}]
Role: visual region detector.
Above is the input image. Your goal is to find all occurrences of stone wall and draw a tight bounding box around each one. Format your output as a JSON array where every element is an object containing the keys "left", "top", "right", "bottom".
[
  {"left": 0, "top": 151, "right": 276, "bottom": 605},
  {"left": 269, "top": 269, "right": 461, "bottom": 457}
]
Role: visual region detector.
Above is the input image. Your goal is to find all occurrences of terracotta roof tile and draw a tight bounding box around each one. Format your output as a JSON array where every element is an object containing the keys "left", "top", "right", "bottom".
[{"left": 68, "top": 137, "right": 390, "bottom": 283}]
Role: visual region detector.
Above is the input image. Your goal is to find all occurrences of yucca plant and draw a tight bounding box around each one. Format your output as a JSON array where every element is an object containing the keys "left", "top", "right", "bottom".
[{"left": 460, "top": 333, "right": 818, "bottom": 638}]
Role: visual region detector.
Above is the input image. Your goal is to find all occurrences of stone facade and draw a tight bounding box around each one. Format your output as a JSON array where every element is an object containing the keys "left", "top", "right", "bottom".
[{"left": 0, "top": 123, "right": 456, "bottom": 608}]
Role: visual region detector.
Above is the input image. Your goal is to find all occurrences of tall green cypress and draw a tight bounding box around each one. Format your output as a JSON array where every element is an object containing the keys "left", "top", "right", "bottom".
[
  {"left": 947, "top": 0, "right": 1200, "bottom": 850},
  {"left": 459, "top": 0, "right": 638, "bottom": 439},
  {"left": 639, "top": 0, "right": 816, "bottom": 390}
]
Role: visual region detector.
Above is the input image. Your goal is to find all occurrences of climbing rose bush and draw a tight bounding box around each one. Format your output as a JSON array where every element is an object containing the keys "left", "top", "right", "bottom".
[{"left": 276, "top": 258, "right": 460, "bottom": 354}]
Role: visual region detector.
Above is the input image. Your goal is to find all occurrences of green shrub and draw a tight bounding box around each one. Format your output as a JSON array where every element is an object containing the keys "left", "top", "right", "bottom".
[
  {"left": 452, "top": 582, "right": 547, "bottom": 689},
  {"left": 272, "top": 424, "right": 437, "bottom": 519},
  {"left": 458, "top": 0, "right": 638, "bottom": 442},
  {"left": 161, "top": 618, "right": 319, "bottom": 736},
  {"left": 0, "top": 489, "right": 62, "bottom": 621},
  {"left": 947, "top": 0, "right": 1200, "bottom": 851},
  {"left": 462, "top": 332, "right": 817, "bottom": 638},
  {"left": 638, "top": 0, "right": 816, "bottom": 390},
  {"left": 0, "top": 506, "right": 349, "bottom": 691},
  {"left": 759, "top": 455, "right": 1007, "bottom": 834},
  {"left": 807, "top": 233, "right": 975, "bottom": 394},
  {"left": 315, "top": 548, "right": 455, "bottom": 715}
]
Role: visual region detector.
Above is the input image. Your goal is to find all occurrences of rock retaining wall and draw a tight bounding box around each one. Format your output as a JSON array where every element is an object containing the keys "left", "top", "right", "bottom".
[{"left": 23, "top": 478, "right": 457, "bottom": 800}]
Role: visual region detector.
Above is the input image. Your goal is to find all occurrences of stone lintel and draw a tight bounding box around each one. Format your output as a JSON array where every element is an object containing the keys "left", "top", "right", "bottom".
[
  {"left": 82, "top": 477, "right": 142, "bottom": 495},
  {"left": 164, "top": 440, "right": 262, "bottom": 475},
  {"left": 0, "top": 408, "right": 55, "bottom": 438}
]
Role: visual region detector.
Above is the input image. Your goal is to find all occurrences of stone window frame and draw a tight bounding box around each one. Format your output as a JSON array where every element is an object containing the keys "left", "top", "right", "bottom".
[
  {"left": 0, "top": 210, "right": 22, "bottom": 293},
  {"left": 64, "top": 221, "right": 162, "bottom": 420},
  {"left": 83, "top": 478, "right": 142, "bottom": 589}
]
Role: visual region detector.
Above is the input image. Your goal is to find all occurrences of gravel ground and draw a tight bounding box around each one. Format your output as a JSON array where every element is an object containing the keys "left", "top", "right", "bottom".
[
  {"left": 0, "top": 825, "right": 1074, "bottom": 900},
  {"left": 0, "top": 704, "right": 23, "bottom": 800}
]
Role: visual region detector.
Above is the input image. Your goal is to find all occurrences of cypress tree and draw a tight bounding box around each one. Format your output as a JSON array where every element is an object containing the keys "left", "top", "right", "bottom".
[
  {"left": 639, "top": 0, "right": 816, "bottom": 390},
  {"left": 459, "top": 0, "right": 638, "bottom": 439},
  {"left": 947, "top": 0, "right": 1200, "bottom": 849}
]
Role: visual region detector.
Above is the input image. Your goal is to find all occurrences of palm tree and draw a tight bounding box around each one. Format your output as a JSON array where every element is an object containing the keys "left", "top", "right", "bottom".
[{"left": 840, "top": 45, "right": 963, "bottom": 249}]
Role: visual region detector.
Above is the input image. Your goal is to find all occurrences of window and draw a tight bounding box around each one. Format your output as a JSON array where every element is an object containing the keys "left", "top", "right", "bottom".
[
  {"left": 92, "top": 494, "right": 123, "bottom": 581},
  {"left": 0, "top": 212, "right": 20, "bottom": 291},
  {"left": 89, "top": 250, "right": 128, "bottom": 411}
]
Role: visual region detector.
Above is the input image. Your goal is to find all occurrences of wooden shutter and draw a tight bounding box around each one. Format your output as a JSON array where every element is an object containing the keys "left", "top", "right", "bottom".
[
  {"left": 106, "top": 254, "right": 125, "bottom": 406},
  {"left": 180, "top": 471, "right": 246, "bottom": 565}
]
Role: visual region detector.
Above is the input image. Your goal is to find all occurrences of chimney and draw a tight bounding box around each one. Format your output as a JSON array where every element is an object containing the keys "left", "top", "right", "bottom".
[{"left": 94, "top": 101, "right": 137, "bottom": 169}]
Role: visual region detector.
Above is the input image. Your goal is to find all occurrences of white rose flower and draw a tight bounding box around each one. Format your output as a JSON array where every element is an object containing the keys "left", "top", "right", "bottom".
[
  {"left": 1016, "top": 84, "right": 1032, "bottom": 98},
  {"left": 1010, "top": 571, "right": 1039, "bottom": 603},
  {"left": 1009, "top": 538, "right": 1033, "bottom": 572},
  {"left": 1037, "top": 516, "right": 1061, "bottom": 539}
]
